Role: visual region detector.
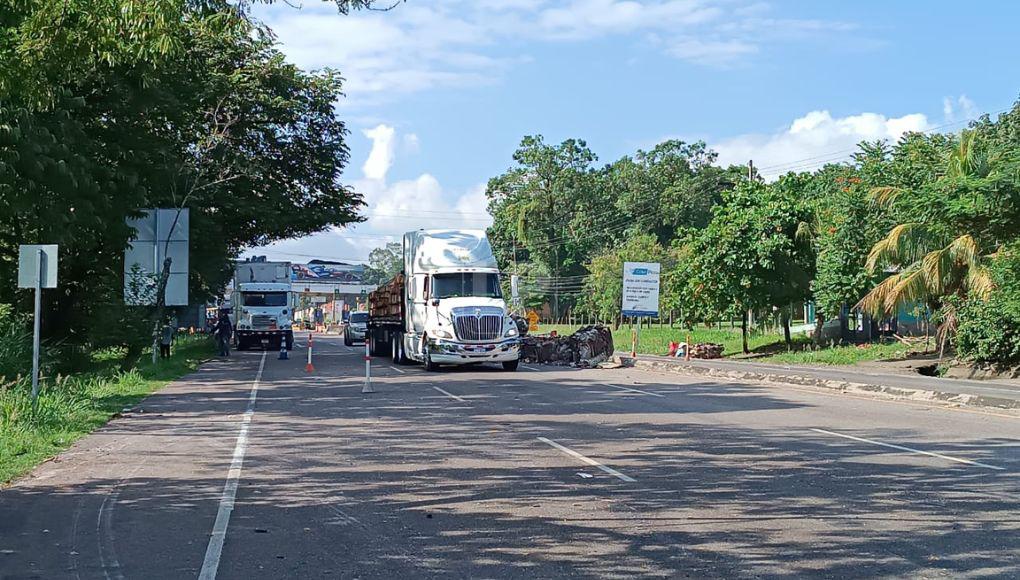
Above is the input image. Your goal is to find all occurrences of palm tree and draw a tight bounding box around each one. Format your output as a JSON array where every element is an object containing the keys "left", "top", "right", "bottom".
[{"left": 856, "top": 131, "right": 996, "bottom": 355}]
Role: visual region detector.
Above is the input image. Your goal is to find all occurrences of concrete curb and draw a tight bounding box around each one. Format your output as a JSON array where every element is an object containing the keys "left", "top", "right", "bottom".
[{"left": 617, "top": 355, "right": 1020, "bottom": 413}]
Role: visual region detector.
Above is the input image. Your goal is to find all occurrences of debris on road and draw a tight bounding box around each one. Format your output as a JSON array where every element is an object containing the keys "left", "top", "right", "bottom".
[{"left": 521, "top": 325, "right": 614, "bottom": 367}]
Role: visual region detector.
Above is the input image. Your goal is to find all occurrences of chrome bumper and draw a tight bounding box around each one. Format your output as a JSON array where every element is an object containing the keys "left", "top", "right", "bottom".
[{"left": 428, "top": 338, "right": 520, "bottom": 364}]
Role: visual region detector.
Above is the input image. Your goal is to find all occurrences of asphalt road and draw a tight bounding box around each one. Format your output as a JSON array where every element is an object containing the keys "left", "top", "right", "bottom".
[{"left": 3, "top": 335, "right": 1020, "bottom": 579}]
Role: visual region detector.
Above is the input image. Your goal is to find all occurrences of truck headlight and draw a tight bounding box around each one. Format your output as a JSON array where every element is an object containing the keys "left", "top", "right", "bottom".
[
  {"left": 505, "top": 326, "right": 518, "bottom": 337},
  {"left": 434, "top": 328, "right": 453, "bottom": 339}
]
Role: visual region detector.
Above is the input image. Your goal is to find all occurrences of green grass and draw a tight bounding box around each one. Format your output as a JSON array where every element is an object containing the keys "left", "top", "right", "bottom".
[
  {"left": 536, "top": 323, "right": 913, "bottom": 366},
  {"left": 758, "top": 341, "right": 913, "bottom": 366},
  {"left": 536, "top": 323, "right": 788, "bottom": 358},
  {"left": 0, "top": 336, "right": 212, "bottom": 485}
]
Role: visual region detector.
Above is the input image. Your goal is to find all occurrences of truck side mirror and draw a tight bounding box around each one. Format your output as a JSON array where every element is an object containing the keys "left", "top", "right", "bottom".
[{"left": 431, "top": 299, "right": 440, "bottom": 307}]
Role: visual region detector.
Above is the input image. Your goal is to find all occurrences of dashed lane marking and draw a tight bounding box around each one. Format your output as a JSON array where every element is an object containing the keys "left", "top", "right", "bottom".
[
  {"left": 810, "top": 428, "right": 1004, "bottom": 471},
  {"left": 432, "top": 385, "right": 467, "bottom": 403},
  {"left": 537, "top": 437, "right": 636, "bottom": 482},
  {"left": 604, "top": 384, "right": 664, "bottom": 397}
]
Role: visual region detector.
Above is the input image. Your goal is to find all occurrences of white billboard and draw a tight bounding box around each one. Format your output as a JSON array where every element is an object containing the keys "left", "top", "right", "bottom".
[
  {"left": 124, "top": 208, "right": 189, "bottom": 305},
  {"left": 622, "top": 261, "right": 660, "bottom": 318}
]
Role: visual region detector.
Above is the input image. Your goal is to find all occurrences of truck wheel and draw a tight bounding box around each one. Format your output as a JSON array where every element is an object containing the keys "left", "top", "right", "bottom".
[
  {"left": 394, "top": 333, "right": 407, "bottom": 365},
  {"left": 502, "top": 359, "right": 520, "bottom": 372},
  {"left": 423, "top": 349, "right": 438, "bottom": 372},
  {"left": 236, "top": 338, "right": 248, "bottom": 351},
  {"left": 391, "top": 335, "right": 399, "bottom": 361}
]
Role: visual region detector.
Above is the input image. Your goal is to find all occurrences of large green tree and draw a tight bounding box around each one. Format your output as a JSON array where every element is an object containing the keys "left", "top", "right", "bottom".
[
  {"left": 363, "top": 242, "right": 403, "bottom": 285},
  {"left": 486, "top": 135, "right": 599, "bottom": 320},
  {"left": 689, "top": 180, "right": 814, "bottom": 352},
  {"left": 0, "top": 0, "right": 368, "bottom": 363}
]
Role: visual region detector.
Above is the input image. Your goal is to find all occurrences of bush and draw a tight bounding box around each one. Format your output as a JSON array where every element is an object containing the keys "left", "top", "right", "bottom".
[
  {"left": 0, "top": 304, "right": 32, "bottom": 380},
  {"left": 956, "top": 246, "right": 1020, "bottom": 366},
  {"left": 956, "top": 299, "right": 1020, "bottom": 365}
]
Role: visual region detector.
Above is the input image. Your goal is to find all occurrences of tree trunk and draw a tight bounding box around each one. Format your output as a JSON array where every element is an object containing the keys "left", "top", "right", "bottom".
[
  {"left": 741, "top": 309, "right": 749, "bottom": 354},
  {"left": 149, "top": 256, "right": 173, "bottom": 364},
  {"left": 782, "top": 305, "right": 792, "bottom": 348},
  {"left": 813, "top": 312, "right": 825, "bottom": 346}
]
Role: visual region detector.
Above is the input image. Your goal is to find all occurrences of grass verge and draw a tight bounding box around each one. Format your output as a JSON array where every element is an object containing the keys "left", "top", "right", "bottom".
[
  {"left": 0, "top": 336, "right": 212, "bottom": 485},
  {"left": 536, "top": 324, "right": 788, "bottom": 358},
  {"left": 757, "top": 342, "right": 913, "bottom": 366},
  {"left": 536, "top": 324, "right": 913, "bottom": 366}
]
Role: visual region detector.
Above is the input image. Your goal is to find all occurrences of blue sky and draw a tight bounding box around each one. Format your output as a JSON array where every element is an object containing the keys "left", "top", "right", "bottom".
[{"left": 246, "top": 0, "right": 1020, "bottom": 263}]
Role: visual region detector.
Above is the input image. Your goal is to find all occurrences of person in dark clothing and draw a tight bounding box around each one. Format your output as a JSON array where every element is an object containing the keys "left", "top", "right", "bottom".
[
  {"left": 215, "top": 313, "right": 233, "bottom": 356},
  {"left": 159, "top": 319, "right": 175, "bottom": 359}
]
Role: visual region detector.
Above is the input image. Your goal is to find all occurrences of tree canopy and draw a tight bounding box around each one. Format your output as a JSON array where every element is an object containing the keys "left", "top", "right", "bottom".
[{"left": 0, "top": 0, "right": 367, "bottom": 363}]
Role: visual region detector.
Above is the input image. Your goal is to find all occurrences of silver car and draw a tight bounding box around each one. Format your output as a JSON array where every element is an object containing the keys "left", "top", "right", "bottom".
[{"left": 344, "top": 311, "right": 368, "bottom": 346}]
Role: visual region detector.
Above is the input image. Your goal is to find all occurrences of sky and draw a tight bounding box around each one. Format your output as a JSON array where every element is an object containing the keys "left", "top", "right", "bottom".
[{"left": 244, "top": 0, "right": 1020, "bottom": 264}]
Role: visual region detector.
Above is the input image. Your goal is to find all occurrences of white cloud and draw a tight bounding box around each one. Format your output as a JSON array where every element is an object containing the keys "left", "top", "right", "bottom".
[
  {"left": 536, "top": 0, "right": 723, "bottom": 40},
  {"left": 943, "top": 94, "right": 978, "bottom": 124},
  {"left": 362, "top": 124, "right": 395, "bottom": 181},
  {"left": 246, "top": 124, "right": 490, "bottom": 262},
  {"left": 402, "top": 133, "right": 420, "bottom": 154},
  {"left": 713, "top": 109, "right": 932, "bottom": 179},
  {"left": 254, "top": 1, "right": 859, "bottom": 101}
]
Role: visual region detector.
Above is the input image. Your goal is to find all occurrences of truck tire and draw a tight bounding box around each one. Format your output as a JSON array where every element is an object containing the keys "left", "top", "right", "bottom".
[
  {"left": 502, "top": 359, "right": 520, "bottom": 372},
  {"left": 236, "top": 338, "right": 248, "bottom": 351},
  {"left": 423, "top": 344, "right": 438, "bottom": 372},
  {"left": 391, "top": 334, "right": 399, "bottom": 361},
  {"left": 395, "top": 333, "right": 407, "bottom": 364}
]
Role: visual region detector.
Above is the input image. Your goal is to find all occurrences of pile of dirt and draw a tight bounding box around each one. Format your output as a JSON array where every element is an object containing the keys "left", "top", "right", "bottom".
[{"left": 522, "top": 325, "right": 614, "bottom": 368}]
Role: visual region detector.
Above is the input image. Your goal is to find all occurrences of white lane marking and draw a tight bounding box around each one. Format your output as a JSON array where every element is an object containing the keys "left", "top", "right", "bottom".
[
  {"left": 605, "top": 384, "right": 664, "bottom": 397},
  {"left": 810, "top": 428, "right": 1004, "bottom": 471},
  {"left": 199, "top": 350, "right": 268, "bottom": 580},
  {"left": 521, "top": 365, "right": 540, "bottom": 371},
  {"left": 389, "top": 366, "right": 407, "bottom": 374},
  {"left": 537, "top": 437, "right": 636, "bottom": 482},
  {"left": 432, "top": 385, "right": 467, "bottom": 403}
]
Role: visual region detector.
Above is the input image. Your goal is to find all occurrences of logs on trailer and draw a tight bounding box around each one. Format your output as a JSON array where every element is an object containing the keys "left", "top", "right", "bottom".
[
  {"left": 368, "top": 273, "right": 403, "bottom": 319},
  {"left": 521, "top": 325, "right": 614, "bottom": 368}
]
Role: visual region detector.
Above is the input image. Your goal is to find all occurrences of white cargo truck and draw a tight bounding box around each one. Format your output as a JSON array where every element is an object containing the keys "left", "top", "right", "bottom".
[
  {"left": 230, "top": 259, "right": 294, "bottom": 350},
  {"left": 367, "top": 229, "right": 521, "bottom": 371}
]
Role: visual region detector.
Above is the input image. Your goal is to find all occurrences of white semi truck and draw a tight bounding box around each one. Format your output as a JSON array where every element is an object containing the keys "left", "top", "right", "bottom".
[
  {"left": 230, "top": 259, "right": 295, "bottom": 350},
  {"left": 367, "top": 229, "right": 521, "bottom": 371}
]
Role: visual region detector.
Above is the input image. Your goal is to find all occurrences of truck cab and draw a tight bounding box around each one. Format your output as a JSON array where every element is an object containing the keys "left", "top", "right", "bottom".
[
  {"left": 416, "top": 268, "right": 520, "bottom": 370},
  {"left": 368, "top": 229, "right": 521, "bottom": 371},
  {"left": 233, "top": 282, "right": 294, "bottom": 350}
]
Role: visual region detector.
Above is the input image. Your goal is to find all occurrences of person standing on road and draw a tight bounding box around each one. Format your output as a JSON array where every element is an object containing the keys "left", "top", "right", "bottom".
[
  {"left": 159, "top": 318, "right": 175, "bottom": 359},
  {"left": 215, "top": 312, "right": 233, "bottom": 357}
]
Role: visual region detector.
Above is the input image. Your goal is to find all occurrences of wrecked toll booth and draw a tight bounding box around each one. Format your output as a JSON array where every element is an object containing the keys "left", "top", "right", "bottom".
[{"left": 521, "top": 325, "right": 614, "bottom": 367}]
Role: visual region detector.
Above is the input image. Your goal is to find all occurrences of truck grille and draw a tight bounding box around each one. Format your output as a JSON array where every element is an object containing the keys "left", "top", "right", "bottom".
[
  {"left": 453, "top": 310, "right": 503, "bottom": 342},
  {"left": 251, "top": 315, "right": 276, "bottom": 329}
]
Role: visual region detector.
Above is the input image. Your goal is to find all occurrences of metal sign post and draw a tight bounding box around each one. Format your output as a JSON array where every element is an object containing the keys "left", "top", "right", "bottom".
[{"left": 19, "top": 245, "right": 58, "bottom": 406}]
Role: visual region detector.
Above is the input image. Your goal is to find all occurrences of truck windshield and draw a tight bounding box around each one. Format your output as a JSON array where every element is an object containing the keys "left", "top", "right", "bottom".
[
  {"left": 432, "top": 273, "right": 502, "bottom": 299},
  {"left": 242, "top": 292, "right": 288, "bottom": 307}
]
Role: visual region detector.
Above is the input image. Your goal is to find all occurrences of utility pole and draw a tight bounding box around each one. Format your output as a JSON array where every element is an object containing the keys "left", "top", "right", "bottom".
[{"left": 748, "top": 159, "right": 754, "bottom": 181}]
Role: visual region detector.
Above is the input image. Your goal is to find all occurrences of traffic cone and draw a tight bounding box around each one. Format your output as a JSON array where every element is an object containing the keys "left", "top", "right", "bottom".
[{"left": 279, "top": 342, "right": 288, "bottom": 360}]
